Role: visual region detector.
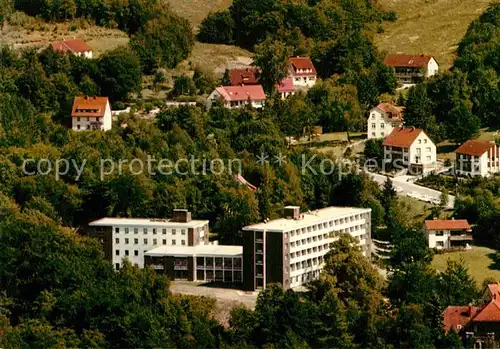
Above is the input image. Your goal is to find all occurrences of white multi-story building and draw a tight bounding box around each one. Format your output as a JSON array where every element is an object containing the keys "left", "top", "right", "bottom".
[
  {"left": 425, "top": 219, "right": 472, "bottom": 249},
  {"left": 289, "top": 57, "right": 317, "bottom": 89},
  {"left": 242, "top": 206, "right": 371, "bottom": 291},
  {"left": 71, "top": 96, "right": 112, "bottom": 131},
  {"left": 207, "top": 85, "right": 266, "bottom": 109},
  {"left": 382, "top": 127, "right": 437, "bottom": 174},
  {"left": 454, "top": 140, "right": 500, "bottom": 177},
  {"left": 367, "top": 103, "right": 404, "bottom": 140},
  {"left": 88, "top": 210, "right": 209, "bottom": 269}
]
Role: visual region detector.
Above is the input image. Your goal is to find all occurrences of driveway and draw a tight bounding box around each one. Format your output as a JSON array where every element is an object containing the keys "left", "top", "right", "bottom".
[{"left": 367, "top": 172, "right": 455, "bottom": 209}]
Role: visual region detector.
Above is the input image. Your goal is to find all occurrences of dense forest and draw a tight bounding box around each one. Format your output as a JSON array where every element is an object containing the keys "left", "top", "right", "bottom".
[{"left": 0, "top": 0, "right": 499, "bottom": 348}]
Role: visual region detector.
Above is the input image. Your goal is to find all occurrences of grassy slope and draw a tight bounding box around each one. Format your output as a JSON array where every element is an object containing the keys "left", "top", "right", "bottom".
[
  {"left": 166, "top": 0, "right": 233, "bottom": 29},
  {"left": 1, "top": 19, "right": 128, "bottom": 57},
  {"left": 375, "top": 0, "right": 491, "bottom": 69},
  {"left": 432, "top": 246, "right": 500, "bottom": 286}
]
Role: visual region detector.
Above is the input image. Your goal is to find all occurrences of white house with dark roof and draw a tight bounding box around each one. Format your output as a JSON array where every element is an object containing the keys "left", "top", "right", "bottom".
[
  {"left": 71, "top": 96, "right": 112, "bottom": 131},
  {"left": 367, "top": 103, "right": 404, "bottom": 139},
  {"left": 455, "top": 140, "right": 500, "bottom": 177}
]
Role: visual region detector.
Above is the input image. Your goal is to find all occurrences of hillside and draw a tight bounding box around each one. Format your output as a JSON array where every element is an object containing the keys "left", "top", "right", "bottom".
[
  {"left": 375, "top": 0, "right": 491, "bottom": 69},
  {"left": 166, "top": 0, "right": 232, "bottom": 29}
]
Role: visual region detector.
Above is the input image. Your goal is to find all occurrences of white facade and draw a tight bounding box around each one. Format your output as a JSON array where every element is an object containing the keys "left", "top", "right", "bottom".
[
  {"left": 428, "top": 229, "right": 454, "bottom": 249},
  {"left": 206, "top": 89, "right": 265, "bottom": 109},
  {"left": 384, "top": 130, "right": 437, "bottom": 172},
  {"left": 426, "top": 57, "right": 439, "bottom": 77},
  {"left": 455, "top": 147, "right": 500, "bottom": 177},
  {"left": 291, "top": 72, "right": 316, "bottom": 88},
  {"left": 72, "top": 100, "right": 112, "bottom": 131},
  {"left": 243, "top": 207, "right": 371, "bottom": 290},
  {"left": 367, "top": 107, "right": 403, "bottom": 140},
  {"left": 89, "top": 218, "right": 209, "bottom": 269}
]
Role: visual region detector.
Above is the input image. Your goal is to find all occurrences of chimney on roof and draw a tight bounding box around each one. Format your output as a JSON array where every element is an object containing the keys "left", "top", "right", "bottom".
[
  {"left": 172, "top": 209, "right": 191, "bottom": 223},
  {"left": 433, "top": 217, "right": 438, "bottom": 220},
  {"left": 410, "top": 126, "right": 415, "bottom": 131},
  {"left": 452, "top": 217, "right": 455, "bottom": 220},
  {"left": 284, "top": 206, "right": 300, "bottom": 220}
]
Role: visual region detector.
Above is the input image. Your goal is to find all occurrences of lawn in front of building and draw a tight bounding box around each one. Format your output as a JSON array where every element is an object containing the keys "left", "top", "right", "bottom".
[{"left": 432, "top": 246, "right": 500, "bottom": 287}]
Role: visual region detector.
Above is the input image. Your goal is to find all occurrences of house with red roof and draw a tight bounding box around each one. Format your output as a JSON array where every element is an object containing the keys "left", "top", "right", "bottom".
[
  {"left": 424, "top": 218, "right": 472, "bottom": 249},
  {"left": 383, "top": 54, "right": 438, "bottom": 85},
  {"left": 50, "top": 38, "right": 93, "bottom": 59},
  {"left": 382, "top": 127, "right": 436, "bottom": 174},
  {"left": 71, "top": 96, "right": 112, "bottom": 131},
  {"left": 289, "top": 56, "right": 317, "bottom": 89},
  {"left": 455, "top": 139, "right": 500, "bottom": 177},
  {"left": 367, "top": 103, "right": 404, "bottom": 140},
  {"left": 207, "top": 85, "right": 266, "bottom": 109},
  {"left": 444, "top": 283, "right": 500, "bottom": 348},
  {"left": 276, "top": 78, "right": 295, "bottom": 100}
]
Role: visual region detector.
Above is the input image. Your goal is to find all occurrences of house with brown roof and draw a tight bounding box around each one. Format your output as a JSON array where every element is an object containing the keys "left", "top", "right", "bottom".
[
  {"left": 455, "top": 140, "right": 500, "bottom": 177},
  {"left": 383, "top": 54, "right": 438, "bottom": 85},
  {"left": 444, "top": 283, "right": 500, "bottom": 348},
  {"left": 425, "top": 218, "right": 472, "bottom": 249},
  {"left": 382, "top": 127, "right": 437, "bottom": 174},
  {"left": 50, "top": 38, "right": 93, "bottom": 59},
  {"left": 207, "top": 85, "right": 266, "bottom": 109},
  {"left": 71, "top": 96, "right": 112, "bottom": 131},
  {"left": 228, "top": 68, "right": 260, "bottom": 86},
  {"left": 289, "top": 57, "right": 317, "bottom": 89},
  {"left": 367, "top": 103, "right": 404, "bottom": 140}
]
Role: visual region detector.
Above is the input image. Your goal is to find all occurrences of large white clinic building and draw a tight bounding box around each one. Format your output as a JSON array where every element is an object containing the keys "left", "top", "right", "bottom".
[
  {"left": 89, "top": 210, "right": 209, "bottom": 269},
  {"left": 242, "top": 206, "right": 372, "bottom": 291}
]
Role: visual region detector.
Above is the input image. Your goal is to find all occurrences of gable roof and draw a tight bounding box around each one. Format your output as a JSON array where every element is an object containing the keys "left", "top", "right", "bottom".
[
  {"left": 371, "top": 103, "right": 404, "bottom": 121},
  {"left": 71, "top": 96, "right": 109, "bottom": 118},
  {"left": 424, "top": 219, "right": 472, "bottom": 231},
  {"left": 382, "top": 127, "right": 425, "bottom": 148},
  {"left": 455, "top": 140, "right": 496, "bottom": 157},
  {"left": 289, "top": 57, "right": 317, "bottom": 76},
  {"left": 215, "top": 85, "right": 266, "bottom": 102},
  {"left": 472, "top": 301, "right": 500, "bottom": 322},
  {"left": 383, "top": 54, "right": 434, "bottom": 68},
  {"left": 276, "top": 78, "right": 294, "bottom": 93},
  {"left": 51, "top": 39, "right": 92, "bottom": 54},
  {"left": 229, "top": 68, "right": 259, "bottom": 86}
]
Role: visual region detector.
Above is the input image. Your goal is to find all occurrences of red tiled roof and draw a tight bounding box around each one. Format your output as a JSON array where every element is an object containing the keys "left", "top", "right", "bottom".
[
  {"left": 383, "top": 54, "right": 434, "bottom": 68},
  {"left": 472, "top": 301, "right": 500, "bottom": 322},
  {"left": 371, "top": 103, "right": 404, "bottom": 121},
  {"left": 443, "top": 306, "right": 480, "bottom": 333},
  {"left": 382, "top": 127, "right": 424, "bottom": 148},
  {"left": 51, "top": 39, "right": 92, "bottom": 54},
  {"left": 424, "top": 219, "right": 472, "bottom": 232},
  {"left": 289, "top": 57, "right": 317, "bottom": 76},
  {"left": 276, "top": 78, "right": 294, "bottom": 93},
  {"left": 455, "top": 140, "right": 496, "bottom": 157},
  {"left": 71, "top": 96, "right": 109, "bottom": 118},
  {"left": 215, "top": 85, "right": 266, "bottom": 102},
  {"left": 229, "top": 68, "right": 259, "bottom": 86}
]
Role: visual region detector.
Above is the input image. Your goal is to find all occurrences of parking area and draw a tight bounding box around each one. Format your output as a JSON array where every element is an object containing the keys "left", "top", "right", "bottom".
[{"left": 170, "top": 281, "right": 258, "bottom": 310}]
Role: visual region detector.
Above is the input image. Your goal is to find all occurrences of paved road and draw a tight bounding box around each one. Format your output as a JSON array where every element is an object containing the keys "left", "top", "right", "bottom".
[{"left": 367, "top": 172, "right": 455, "bottom": 209}]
